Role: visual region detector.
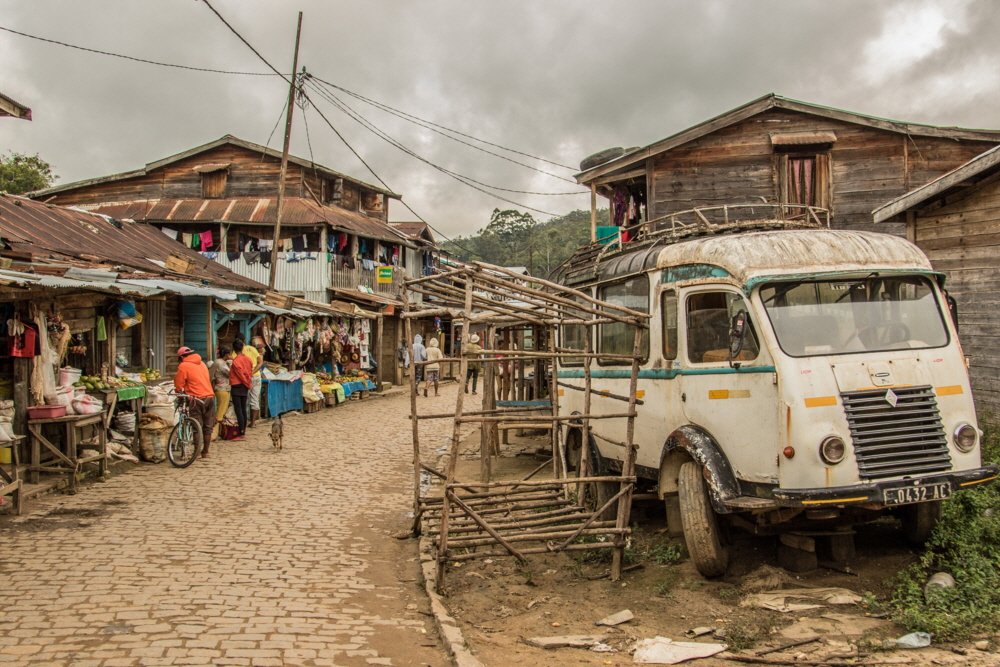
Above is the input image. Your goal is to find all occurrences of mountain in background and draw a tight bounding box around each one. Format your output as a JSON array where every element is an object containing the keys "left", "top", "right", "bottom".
[{"left": 441, "top": 208, "right": 610, "bottom": 277}]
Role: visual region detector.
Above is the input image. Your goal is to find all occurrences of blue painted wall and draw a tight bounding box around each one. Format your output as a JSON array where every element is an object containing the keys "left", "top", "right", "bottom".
[{"left": 182, "top": 296, "right": 215, "bottom": 359}]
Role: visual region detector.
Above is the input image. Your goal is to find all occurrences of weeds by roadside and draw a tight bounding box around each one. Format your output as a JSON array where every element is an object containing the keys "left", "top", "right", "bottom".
[
  {"left": 888, "top": 411, "right": 1000, "bottom": 641},
  {"left": 723, "top": 616, "right": 779, "bottom": 651}
]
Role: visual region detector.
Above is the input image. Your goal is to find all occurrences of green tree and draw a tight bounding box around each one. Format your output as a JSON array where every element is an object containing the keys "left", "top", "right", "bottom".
[{"left": 0, "top": 152, "right": 57, "bottom": 194}]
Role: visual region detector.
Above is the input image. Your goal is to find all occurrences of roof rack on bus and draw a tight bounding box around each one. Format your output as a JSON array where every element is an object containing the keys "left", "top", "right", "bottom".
[{"left": 552, "top": 203, "right": 831, "bottom": 284}]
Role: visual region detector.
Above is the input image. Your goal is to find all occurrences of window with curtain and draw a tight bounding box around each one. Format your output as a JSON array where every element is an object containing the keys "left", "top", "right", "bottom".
[{"left": 599, "top": 276, "right": 649, "bottom": 364}]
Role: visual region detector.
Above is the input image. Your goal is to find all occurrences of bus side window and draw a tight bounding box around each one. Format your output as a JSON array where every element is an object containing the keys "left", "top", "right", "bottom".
[
  {"left": 687, "top": 291, "right": 760, "bottom": 364},
  {"left": 662, "top": 290, "right": 678, "bottom": 360}
]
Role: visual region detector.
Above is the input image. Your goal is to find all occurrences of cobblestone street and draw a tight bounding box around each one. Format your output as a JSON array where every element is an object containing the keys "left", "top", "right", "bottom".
[{"left": 0, "top": 387, "right": 466, "bottom": 667}]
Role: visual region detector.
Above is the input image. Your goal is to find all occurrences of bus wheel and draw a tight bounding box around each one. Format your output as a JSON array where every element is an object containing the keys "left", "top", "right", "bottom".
[
  {"left": 678, "top": 461, "right": 729, "bottom": 577},
  {"left": 902, "top": 501, "right": 941, "bottom": 544}
]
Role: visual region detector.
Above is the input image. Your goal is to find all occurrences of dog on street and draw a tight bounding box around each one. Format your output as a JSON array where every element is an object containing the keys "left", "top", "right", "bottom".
[{"left": 270, "top": 414, "right": 283, "bottom": 451}]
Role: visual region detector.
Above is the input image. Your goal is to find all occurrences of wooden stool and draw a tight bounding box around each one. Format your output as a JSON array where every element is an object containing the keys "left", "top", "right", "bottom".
[{"left": 0, "top": 435, "right": 26, "bottom": 515}]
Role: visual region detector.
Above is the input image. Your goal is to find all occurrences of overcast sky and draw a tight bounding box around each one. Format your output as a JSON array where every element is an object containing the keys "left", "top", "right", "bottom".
[{"left": 1, "top": 0, "right": 998, "bottom": 240}]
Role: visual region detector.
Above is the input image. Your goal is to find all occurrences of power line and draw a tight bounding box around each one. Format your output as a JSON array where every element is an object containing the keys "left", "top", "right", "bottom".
[
  {"left": 305, "top": 81, "right": 563, "bottom": 216},
  {"left": 310, "top": 75, "right": 578, "bottom": 178},
  {"left": 0, "top": 24, "right": 280, "bottom": 76}
]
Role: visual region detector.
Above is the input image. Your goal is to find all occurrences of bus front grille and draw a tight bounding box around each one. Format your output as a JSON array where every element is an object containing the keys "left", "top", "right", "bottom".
[{"left": 840, "top": 385, "right": 952, "bottom": 481}]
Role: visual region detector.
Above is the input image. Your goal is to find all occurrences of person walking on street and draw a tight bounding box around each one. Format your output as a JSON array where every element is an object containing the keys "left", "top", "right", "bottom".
[
  {"left": 229, "top": 339, "right": 253, "bottom": 440},
  {"left": 210, "top": 346, "right": 233, "bottom": 440},
  {"left": 173, "top": 346, "right": 216, "bottom": 458},
  {"left": 409, "top": 334, "right": 427, "bottom": 390},
  {"left": 463, "top": 334, "right": 483, "bottom": 395},
  {"left": 423, "top": 337, "right": 443, "bottom": 397}
]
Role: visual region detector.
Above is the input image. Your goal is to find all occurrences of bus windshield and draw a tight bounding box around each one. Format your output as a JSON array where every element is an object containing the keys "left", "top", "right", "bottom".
[{"left": 759, "top": 276, "right": 949, "bottom": 357}]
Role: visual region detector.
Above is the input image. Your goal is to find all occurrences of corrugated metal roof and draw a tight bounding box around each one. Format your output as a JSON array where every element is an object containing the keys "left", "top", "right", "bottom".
[
  {"left": 117, "top": 278, "right": 242, "bottom": 300},
  {"left": 653, "top": 229, "right": 932, "bottom": 286},
  {"left": 31, "top": 135, "right": 400, "bottom": 200},
  {"left": 770, "top": 131, "right": 837, "bottom": 145},
  {"left": 0, "top": 194, "right": 266, "bottom": 292},
  {"left": 87, "top": 197, "right": 413, "bottom": 246},
  {"left": 0, "top": 267, "right": 164, "bottom": 296}
]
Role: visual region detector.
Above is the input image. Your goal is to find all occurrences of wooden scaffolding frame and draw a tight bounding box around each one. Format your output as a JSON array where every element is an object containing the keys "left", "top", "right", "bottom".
[{"left": 403, "top": 262, "right": 649, "bottom": 593}]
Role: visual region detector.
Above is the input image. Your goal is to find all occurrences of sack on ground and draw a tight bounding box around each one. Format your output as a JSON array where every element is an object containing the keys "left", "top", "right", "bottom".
[{"left": 139, "top": 427, "right": 169, "bottom": 462}]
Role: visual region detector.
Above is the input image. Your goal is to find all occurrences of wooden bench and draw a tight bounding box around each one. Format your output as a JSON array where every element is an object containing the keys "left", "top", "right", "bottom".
[{"left": 28, "top": 413, "right": 108, "bottom": 492}]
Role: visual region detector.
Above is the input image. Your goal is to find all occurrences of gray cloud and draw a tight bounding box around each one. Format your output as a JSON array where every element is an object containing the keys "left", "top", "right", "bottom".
[{"left": 1, "top": 0, "right": 997, "bottom": 239}]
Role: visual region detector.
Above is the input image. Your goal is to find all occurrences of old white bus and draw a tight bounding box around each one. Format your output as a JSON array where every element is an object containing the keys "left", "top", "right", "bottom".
[{"left": 556, "top": 224, "right": 998, "bottom": 576}]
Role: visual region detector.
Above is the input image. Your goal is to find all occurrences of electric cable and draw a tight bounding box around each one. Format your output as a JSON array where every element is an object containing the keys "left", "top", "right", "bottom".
[
  {"left": 309, "top": 75, "right": 579, "bottom": 178},
  {"left": 0, "top": 24, "right": 280, "bottom": 76},
  {"left": 308, "top": 81, "right": 579, "bottom": 198},
  {"left": 304, "top": 81, "right": 563, "bottom": 216}
]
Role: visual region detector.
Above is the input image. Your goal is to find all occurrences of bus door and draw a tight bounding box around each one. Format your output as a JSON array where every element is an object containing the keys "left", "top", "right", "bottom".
[{"left": 679, "top": 287, "right": 780, "bottom": 485}]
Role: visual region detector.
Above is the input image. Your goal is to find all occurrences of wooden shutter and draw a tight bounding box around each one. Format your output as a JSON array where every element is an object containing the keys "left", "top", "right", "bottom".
[
  {"left": 201, "top": 171, "right": 227, "bottom": 198},
  {"left": 815, "top": 153, "right": 831, "bottom": 211}
]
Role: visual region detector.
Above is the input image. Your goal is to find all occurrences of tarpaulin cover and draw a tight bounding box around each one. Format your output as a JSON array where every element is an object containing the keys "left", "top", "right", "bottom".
[{"left": 265, "top": 377, "right": 303, "bottom": 416}]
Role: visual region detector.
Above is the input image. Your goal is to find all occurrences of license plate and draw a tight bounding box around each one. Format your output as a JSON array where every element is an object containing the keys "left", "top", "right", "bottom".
[{"left": 883, "top": 481, "right": 952, "bottom": 506}]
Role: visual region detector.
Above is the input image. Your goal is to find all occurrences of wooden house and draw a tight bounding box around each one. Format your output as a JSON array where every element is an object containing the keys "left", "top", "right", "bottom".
[
  {"left": 29, "top": 135, "right": 423, "bottom": 305},
  {"left": 575, "top": 94, "right": 1000, "bottom": 238},
  {"left": 874, "top": 146, "right": 1000, "bottom": 414}
]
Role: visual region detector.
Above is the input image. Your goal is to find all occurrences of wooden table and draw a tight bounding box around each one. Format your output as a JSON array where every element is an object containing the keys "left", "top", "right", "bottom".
[
  {"left": 93, "top": 388, "right": 146, "bottom": 455},
  {"left": 0, "top": 435, "right": 25, "bottom": 515},
  {"left": 28, "top": 413, "right": 107, "bottom": 491}
]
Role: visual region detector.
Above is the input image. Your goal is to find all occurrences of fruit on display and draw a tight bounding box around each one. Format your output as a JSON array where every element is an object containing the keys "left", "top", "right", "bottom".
[{"left": 73, "top": 375, "right": 143, "bottom": 391}]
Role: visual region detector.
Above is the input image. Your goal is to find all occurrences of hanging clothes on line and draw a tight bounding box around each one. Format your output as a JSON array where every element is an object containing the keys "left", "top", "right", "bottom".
[
  {"left": 244, "top": 251, "right": 261, "bottom": 265},
  {"left": 199, "top": 230, "right": 214, "bottom": 251},
  {"left": 227, "top": 251, "right": 241, "bottom": 261},
  {"left": 182, "top": 233, "right": 194, "bottom": 248},
  {"left": 291, "top": 235, "right": 306, "bottom": 252},
  {"left": 161, "top": 227, "right": 179, "bottom": 240}
]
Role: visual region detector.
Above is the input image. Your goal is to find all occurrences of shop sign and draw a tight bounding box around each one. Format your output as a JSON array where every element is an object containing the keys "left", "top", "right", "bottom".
[{"left": 377, "top": 266, "right": 393, "bottom": 284}]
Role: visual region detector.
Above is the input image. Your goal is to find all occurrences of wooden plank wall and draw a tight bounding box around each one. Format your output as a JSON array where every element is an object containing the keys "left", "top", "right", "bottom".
[
  {"left": 166, "top": 296, "right": 182, "bottom": 376},
  {"left": 649, "top": 109, "right": 996, "bottom": 236},
  {"left": 51, "top": 144, "right": 390, "bottom": 221},
  {"left": 914, "top": 175, "right": 1000, "bottom": 414}
]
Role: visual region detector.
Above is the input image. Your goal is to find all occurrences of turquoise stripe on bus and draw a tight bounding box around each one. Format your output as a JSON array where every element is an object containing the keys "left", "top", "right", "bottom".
[{"left": 557, "top": 367, "right": 776, "bottom": 380}]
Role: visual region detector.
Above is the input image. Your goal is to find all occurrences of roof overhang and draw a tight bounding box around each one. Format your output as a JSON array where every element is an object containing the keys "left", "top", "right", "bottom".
[
  {"left": 576, "top": 94, "right": 1000, "bottom": 185},
  {"left": 0, "top": 91, "right": 31, "bottom": 120},
  {"left": 873, "top": 145, "right": 1000, "bottom": 223}
]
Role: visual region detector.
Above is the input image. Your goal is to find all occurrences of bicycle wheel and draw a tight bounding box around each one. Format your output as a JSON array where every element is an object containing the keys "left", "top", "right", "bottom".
[{"left": 167, "top": 416, "right": 203, "bottom": 468}]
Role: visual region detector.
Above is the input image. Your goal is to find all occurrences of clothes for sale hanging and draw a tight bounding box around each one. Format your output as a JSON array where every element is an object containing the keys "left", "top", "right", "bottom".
[
  {"left": 199, "top": 230, "right": 214, "bottom": 251},
  {"left": 95, "top": 315, "right": 107, "bottom": 342},
  {"left": 161, "top": 227, "right": 179, "bottom": 240},
  {"left": 292, "top": 235, "right": 306, "bottom": 252}
]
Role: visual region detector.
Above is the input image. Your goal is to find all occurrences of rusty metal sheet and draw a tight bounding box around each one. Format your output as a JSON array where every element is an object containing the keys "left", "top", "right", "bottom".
[
  {"left": 770, "top": 131, "right": 837, "bottom": 145},
  {"left": 146, "top": 200, "right": 179, "bottom": 219},
  {"left": 0, "top": 194, "right": 265, "bottom": 292},
  {"left": 171, "top": 200, "right": 205, "bottom": 221},
  {"left": 654, "top": 229, "right": 932, "bottom": 286}
]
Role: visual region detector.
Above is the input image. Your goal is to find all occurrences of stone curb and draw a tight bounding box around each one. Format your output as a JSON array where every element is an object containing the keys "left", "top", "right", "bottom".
[{"left": 418, "top": 534, "right": 486, "bottom": 667}]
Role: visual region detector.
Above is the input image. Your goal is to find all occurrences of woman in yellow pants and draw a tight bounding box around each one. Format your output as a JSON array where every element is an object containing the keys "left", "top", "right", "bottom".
[{"left": 209, "top": 346, "right": 233, "bottom": 438}]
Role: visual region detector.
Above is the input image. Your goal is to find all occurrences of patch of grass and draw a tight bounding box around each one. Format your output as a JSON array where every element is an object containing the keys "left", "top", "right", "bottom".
[
  {"left": 681, "top": 579, "right": 705, "bottom": 592},
  {"left": 888, "top": 412, "right": 1000, "bottom": 641},
  {"left": 653, "top": 566, "right": 680, "bottom": 598},
  {"left": 722, "top": 616, "right": 778, "bottom": 651},
  {"left": 716, "top": 586, "right": 743, "bottom": 604}
]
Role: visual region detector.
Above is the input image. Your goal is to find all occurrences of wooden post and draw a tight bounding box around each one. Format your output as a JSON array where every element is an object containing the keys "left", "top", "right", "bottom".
[
  {"left": 404, "top": 288, "right": 423, "bottom": 534},
  {"left": 437, "top": 272, "right": 474, "bottom": 593},
  {"left": 610, "top": 324, "right": 642, "bottom": 581},
  {"left": 579, "top": 325, "right": 593, "bottom": 505},
  {"left": 206, "top": 297, "right": 214, "bottom": 360},
  {"left": 549, "top": 324, "right": 565, "bottom": 497},
  {"left": 267, "top": 11, "right": 304, "bottom": 291},
  {"left": 481, "top": 324, "right": 496, "bottom": 482},
  {"left": 375, "top": 314, "right": 384, "bottom": 392},
  {"left": 590, "top": 183, "right": 598, "bottom": 243}
]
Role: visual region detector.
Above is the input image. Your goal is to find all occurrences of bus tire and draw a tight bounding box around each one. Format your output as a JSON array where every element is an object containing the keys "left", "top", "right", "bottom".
[
  {"left": 901, "top": 501, "right": 941, "bottom": 544},
  {"left": 678, "top": 461, "right": 729, "bottom": 577}
]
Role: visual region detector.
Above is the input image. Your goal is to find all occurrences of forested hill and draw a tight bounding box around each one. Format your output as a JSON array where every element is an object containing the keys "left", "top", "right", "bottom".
[{"left": 440, "top": 208, "right": 610, "bottom": 277}]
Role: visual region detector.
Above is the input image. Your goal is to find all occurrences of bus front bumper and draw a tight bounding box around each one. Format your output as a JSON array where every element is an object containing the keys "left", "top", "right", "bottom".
[{"left": 771, "top": 464, "right": 999, "bottom": 508}]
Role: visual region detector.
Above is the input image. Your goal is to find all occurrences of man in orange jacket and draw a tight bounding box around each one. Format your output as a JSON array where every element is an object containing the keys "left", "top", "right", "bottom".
[{"left": 173, "top": 346, "right": 216, "bottom": 458}]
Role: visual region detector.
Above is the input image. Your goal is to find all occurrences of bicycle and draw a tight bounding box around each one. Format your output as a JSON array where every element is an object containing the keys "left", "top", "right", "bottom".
[{"left": 167, "top": 391, "right": 204, "bottom": 468}]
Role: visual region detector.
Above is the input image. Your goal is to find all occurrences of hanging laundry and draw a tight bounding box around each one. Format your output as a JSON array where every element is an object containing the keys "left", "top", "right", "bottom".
[
  {"left": 199, "top": 230, "right": 214, "bottom": 251},
  {"left": 200, "top": 251, "right": 219, "bottom": 260},
  {"left": 261, "top": 250, "right": 272, "bottom": 267},
  {"left": 249, "top": 236, "right": 260, "bottom": 252},
  {"left": 161, "top": 227, "right": 179, "bottom": 240},
  {"left": 259, "top": 239, "right": 272, "bottom": 251},
  {"left": 227, "top": 251, "right": 241, "bottom": 261},
  {"left": 182, "top": 233, "right": 194, "bottom": 248},
  {"left": 338, "top": 232, "right": 348, "bottom": 251},
  {"left": 286, "top": 252, "right": 301, "bottom": 263},
  {"left": 612, "top": 186, "right": 628, "bottom": 227},
  {"left": 327, "top": 236, "right": 336, "bottom": 252},
  {"left": 292, "top": 235, "right": 306, "bottom": 252},
  {"left": 302, "top": 252, "right": 318, "bottom": 260},
  {"left": 244, "top": 251, "right": 261, "bottom": 265}
]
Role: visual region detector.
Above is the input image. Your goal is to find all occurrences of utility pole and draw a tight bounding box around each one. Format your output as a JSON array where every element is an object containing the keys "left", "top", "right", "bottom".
[{"left": 268, "top": 11, "right": 304, "bottom": 291}]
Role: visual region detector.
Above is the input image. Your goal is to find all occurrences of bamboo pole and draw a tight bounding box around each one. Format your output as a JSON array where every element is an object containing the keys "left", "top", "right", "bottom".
[
  {"left": 430, "top": 514, "right": 610, "bottom": 535},
  {"left": 555, "top": 486, "right": 631, "bottom": 551},
  {"left": 580, "top": 326, "right": 593, "bottom": 504},
  {"left": 447, "top": 476, "right": 635, "bottom": 489},
  {"left": 436, "top": 275, "right": 474, "bottom": 593},
  {"left": 403, "top": 288, "right": 423, "bottom": 535},
  {"left": 558, "top": 381, "right": 645, "bottom": 405},
  {"left": 447, "top": 491, "right": 527, "bottom": 562},
  {"left": 446, "top": 541, "right": 621, "bottom": 561},
  {"left": 611, "top": 324, "right": 643, "bottom": 581},
  {"left": 447, "top": 527, "right": 626, "bottom": 549}
]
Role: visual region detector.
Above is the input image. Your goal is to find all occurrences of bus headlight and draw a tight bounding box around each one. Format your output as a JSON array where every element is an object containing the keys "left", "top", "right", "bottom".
[
  {"left": 820, "top": 436, "right": 846, "bottom": 465},
  {"left": 954, "top": 424, "right": 978, "bottom": 453}
]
